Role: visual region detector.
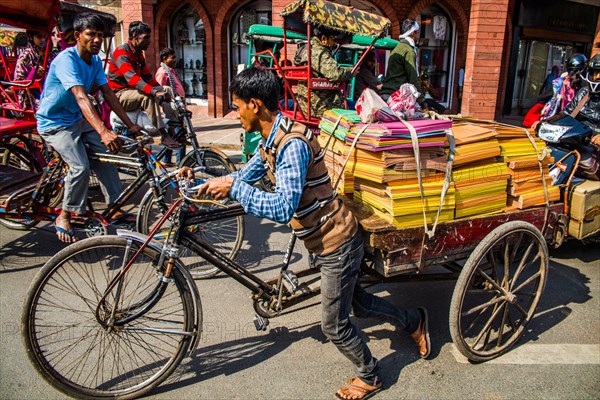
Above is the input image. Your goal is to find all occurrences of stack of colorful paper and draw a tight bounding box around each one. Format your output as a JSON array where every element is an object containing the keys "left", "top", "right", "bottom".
[
  {"left": 353, "top": 177, "right": 455, "bottom": 228},
  {"left": 317, "top": 109, "right": 361, "bottom": 194},
  {"left": 495, "top": 124, "right": 559, "bottom": 209},
  {"left": 345, "top": 119, "right": 451, "bottom": 151},
  {"left": 447, "top": 123, "right": 501, "bottom": 167},
  {"left": 453, "top": 160, "right": 510, "bottom": 218},
  {"left": 319, "top": 109, "right": 362, "bottom": 141},
  {"left": 317, "top": 126, "right": 358, "bottom": 195}
]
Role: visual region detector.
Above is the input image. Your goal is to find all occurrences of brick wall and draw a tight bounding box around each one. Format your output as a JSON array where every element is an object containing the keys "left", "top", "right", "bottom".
[
  {"left": 116, "top": 0, "right": 600, "bottom": 120},
  {"left": 461, "top": 0, "right": 510, "bottom": 120}
]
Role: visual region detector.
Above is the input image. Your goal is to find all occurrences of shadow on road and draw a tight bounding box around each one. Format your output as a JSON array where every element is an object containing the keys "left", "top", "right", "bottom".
[{"left": 154, "top": 322, "right": 325, "bottom": 394}]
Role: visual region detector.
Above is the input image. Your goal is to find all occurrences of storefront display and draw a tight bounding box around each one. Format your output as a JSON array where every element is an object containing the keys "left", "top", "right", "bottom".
[
  {"left": 170, "top": 4, "right": 206, "bottom": 100},
  {"left": 418, "top": 4, "right": 454, "bottom": 105},
  {"left": 229, "top": 0, "right": 272, "bottom": 81}
]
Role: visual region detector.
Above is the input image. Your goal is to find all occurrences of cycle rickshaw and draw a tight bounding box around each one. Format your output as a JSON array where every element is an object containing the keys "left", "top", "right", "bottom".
[
  {"left": 20, "top": 0, "right": 599, "bottom": 398},
  {"left": 0, "top": 0, "right": 243, "bottom": 275}
]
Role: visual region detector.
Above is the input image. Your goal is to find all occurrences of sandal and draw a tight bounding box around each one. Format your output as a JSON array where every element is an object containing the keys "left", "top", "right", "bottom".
[
  {"left": 54, "top": 223, "right": 76, "bottom": 243},
  {"left": 335, "top": 377, "right": 382, "bottom": 400}
]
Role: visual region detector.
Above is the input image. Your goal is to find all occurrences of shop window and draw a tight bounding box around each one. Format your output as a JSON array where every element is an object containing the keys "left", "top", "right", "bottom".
[
  {"left": 418, "top": 4, "right": 454, "bottom": 104},
  {"left": 170, "top": 4, "right": 206, "bottom": 101},
  {"left": 229, "top": 1, "right": 272, "bottom": 79}
]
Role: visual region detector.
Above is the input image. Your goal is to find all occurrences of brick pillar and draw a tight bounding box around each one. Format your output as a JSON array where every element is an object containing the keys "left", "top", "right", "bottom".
[
  {"left": 121, "top": 0, "right": 157, "bottom": 71},
  {"left": 462, "top": 0, "right": 510, "bottom": 120}
]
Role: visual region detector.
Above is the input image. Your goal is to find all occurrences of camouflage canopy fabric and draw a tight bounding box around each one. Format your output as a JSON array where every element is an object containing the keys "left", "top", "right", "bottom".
[
  {"left": 0, "top": 0, "right": 60, "bottom": 31},
  {"left": 281, "top": 0, "right": 390, "bottom": 38},
  {"left": 0, "top": 30, "right": 22, "bottom": 47}
]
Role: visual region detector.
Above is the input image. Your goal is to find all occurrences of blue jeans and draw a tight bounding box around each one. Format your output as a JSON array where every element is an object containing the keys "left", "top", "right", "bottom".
[
  {"left": 160, "top": 145, "right": 186, "bottom": 165},
  {"left": 316, "top": 232, "right": 420, "bottom": 385},
  {"left": 40, "top": 120, "right": 122, "bottom": 215}
]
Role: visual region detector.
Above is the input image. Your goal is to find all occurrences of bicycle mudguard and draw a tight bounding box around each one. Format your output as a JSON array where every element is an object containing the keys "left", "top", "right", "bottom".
[{"left": 115, "top": 229, "right": 204, "bottom": 354}]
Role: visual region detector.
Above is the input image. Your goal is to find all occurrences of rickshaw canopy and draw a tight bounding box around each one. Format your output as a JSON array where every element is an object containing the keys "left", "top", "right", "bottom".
[
  {"left": 0, "top": 1, "right": 117, "bottom": 37},
  {"left": 247, "top": 24, "right": 399, "bottom": 51},
  {"left": 281, "top": 0, "right": 390, "bottom": 38},
  {"left": 0, "top": 0, "right": 60, "bottom": 32}
]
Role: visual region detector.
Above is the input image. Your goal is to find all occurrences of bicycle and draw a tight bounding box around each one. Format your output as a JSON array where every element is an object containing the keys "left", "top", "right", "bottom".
[
  {"left": 1, "top": 130, "right": 244, "bottom": 271},
  {"left": 22, "top": 180, "right": 318, "bottom": 399}
]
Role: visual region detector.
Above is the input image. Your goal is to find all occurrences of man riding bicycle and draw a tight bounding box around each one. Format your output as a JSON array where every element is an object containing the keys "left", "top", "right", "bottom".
[{"left": 36, "top": 13, "right": 143, "bottom": 242}]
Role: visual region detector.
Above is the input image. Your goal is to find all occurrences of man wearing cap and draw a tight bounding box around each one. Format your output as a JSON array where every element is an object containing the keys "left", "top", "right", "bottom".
[{"left": 381, "top": 19, "right": 425, "bottom": 108}]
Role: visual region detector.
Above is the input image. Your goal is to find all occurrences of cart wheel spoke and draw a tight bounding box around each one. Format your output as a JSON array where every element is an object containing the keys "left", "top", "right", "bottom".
[
  {"left": 450, "top": 221, "right": 548, "bottom": 362},
  {"left": 509, "top": 241, "right": 535, "bottom": 288}
]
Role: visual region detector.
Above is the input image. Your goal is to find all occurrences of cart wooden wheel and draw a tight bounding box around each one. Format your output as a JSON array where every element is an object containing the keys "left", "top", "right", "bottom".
[{"left": 449, "top": 221, "right": 549, "bottom": 362}]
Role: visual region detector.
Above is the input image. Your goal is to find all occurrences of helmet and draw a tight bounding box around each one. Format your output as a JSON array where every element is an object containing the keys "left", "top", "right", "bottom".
[
  {"left": 582, "top": 54, "right": 600, "bottom": 94},
  {"left": 566, "top": 53, "right": 587, "bottom": 74}
]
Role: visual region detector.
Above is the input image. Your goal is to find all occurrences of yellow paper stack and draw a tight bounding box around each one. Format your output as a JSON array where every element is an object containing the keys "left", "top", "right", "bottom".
[
  {"left": 317, "top": 133, "right": 357, "bottom": 194},
  {"left": 453, "top": 161, "right": 511, "bottom": 218},
  {"left": 445, "top": 123, "right": 509, "bottom": 218},
  {"left": 353, "top": 176, "right": 455, "bottom": 228},
  {"left": 495, "top": 125, "right": 560, "bottom": 209}
]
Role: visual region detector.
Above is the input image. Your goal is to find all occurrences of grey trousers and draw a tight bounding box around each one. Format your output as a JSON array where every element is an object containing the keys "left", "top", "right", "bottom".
[
  {"left": 316, "top": 232, "right": 421, "bottom": 385},
  {"left": 40, "top": 120, "right": 122, "bottom": 215},
  {"left": 116, "top": 88, "right": 166, "bottom": 130}
]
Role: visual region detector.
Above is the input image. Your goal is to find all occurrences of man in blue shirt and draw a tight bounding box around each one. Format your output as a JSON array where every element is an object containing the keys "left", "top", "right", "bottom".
[
  {"left": 37, "top": 13, "right": 142, "bottom": 242},
  {"left": 179, "top": 68, "right": 430, "bottom": 400}
]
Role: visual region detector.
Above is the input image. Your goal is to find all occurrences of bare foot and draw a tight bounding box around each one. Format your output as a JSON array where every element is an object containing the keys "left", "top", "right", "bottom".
[{"left": 55, "top": 216, "right": 76, "bottom": 243}]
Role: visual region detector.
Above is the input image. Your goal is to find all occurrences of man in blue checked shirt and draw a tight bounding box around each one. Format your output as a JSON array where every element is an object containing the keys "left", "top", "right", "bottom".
[{"left": 178, "top": 67, "right": 430, "bottom": 400}]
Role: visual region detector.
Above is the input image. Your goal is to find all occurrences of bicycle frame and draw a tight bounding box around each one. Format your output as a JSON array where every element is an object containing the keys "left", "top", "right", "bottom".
[{"left": 111, "top": 195, "right": 322, "bottom": 329}]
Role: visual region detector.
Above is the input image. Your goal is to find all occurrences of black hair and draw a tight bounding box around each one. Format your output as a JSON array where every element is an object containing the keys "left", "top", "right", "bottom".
[
  {"left": 313, "top": 26, "right": 339, "bottom": 39},
  {"left": 128, "top": 21, "right": 151, "bottom": 39},
  {"left": 229, "top": 67, "right": 279, "bottom": 112},
  {"left": 26, "top": 30, "right": 43, "bottom": 38},
  {"left": 73, "top": 13, "right": 106, "bottom": 33},
  {"left": 160, "top": 47, "right": 175, "bottom": 61},
  {"left": 401, "top": 19, "right": 417, "bottom": 34}
]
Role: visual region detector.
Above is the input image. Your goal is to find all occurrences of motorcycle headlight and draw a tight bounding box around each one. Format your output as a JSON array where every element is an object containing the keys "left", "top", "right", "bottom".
[{"left": 538, "top": 123, "right": 570, "bottom": 143}]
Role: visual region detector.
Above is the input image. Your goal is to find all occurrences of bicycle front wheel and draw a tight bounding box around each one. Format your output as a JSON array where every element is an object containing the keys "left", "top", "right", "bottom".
[{"left": 22, "top": 236, "right": 196, "bottom": 399}]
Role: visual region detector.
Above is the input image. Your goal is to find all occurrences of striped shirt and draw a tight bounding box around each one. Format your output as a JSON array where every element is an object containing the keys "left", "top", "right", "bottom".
[
  {"left": 107, "top": 41, "right": 160, "bottom": 95},
  {"left": 229, "top": 114, "right": 312, "bottom": 224}
]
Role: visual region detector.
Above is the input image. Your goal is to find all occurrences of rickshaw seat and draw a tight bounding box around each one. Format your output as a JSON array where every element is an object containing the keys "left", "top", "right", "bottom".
[
  {"left": 0, "top": 117, "right": 37, "bottom": 135},
  {"left": 0, "top": 165, "right": 40, "bottom": 198}
]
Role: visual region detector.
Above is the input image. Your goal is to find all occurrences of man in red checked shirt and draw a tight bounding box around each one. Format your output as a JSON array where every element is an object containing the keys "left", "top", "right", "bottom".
[{"left": 107, "top": 21, "right": 179, "bottom": 148}]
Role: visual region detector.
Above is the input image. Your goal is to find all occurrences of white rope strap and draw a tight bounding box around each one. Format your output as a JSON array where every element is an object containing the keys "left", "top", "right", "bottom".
[
  {"left": 399, "top": 119, "right": 431, "bottom": 237},
  {"left": 431, "top": 128, "right": 455, "bottom": 236},
  {"left": 521, "top": 126, "right": 550, "bottom": 230},
  {"left": 333, "top": 123, "right": 370, "bottom": 192},
  {"left": 321, "top": 114, "right": 344, "bottom": 153}
]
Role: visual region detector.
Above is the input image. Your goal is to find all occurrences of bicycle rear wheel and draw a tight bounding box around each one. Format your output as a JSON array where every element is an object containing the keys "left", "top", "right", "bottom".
[
  {"left": 22, "top": 236, "right": 196, "bottom": 399},
  {"left": 137, "top": 150, "right": 244, "bottom": 279}
]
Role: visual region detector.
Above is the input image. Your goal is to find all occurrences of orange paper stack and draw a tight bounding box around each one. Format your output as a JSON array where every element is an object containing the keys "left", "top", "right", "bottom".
[
  {"left": 443, "top": 123, "right": 509, "bottom": 218},
  {"left": 495, "top": 124, "right": 559, "bottom": 209}
]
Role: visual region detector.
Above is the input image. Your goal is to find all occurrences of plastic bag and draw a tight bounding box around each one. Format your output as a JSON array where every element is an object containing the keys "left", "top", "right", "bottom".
[
  {"left": 355, "top": 88, "right": 399, "bottom": 123},
  {"left": 387, "top": 83, "right": 420, "bottom": 118}
]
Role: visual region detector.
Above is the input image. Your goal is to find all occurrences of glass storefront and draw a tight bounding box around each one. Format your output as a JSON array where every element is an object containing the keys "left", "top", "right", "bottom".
[
  {"left": 229, "top": 0, "right": 272, "bottom": 80},
  {"left": 170, "top": 4, "right": 207, "bottom": 100},
  {"left": 417, "top": 4, "right": 454, "bottom": 105},
  {"left": 511, "top": 40, "right": 575, "bottom": 113}
]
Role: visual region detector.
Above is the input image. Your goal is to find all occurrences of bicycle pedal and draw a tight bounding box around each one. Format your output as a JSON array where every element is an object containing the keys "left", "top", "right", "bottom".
[
  {"left": 253, "top": 313, "right": 269, "bottom": 331},
  {"left": 282, "top": 270, "right": 298, "bottom": 294}
]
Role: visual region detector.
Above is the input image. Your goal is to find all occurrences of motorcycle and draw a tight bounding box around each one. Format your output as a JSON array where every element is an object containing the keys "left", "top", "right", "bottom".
[{"left": 537, "top": 114, "right": 599, "bottom": 183}]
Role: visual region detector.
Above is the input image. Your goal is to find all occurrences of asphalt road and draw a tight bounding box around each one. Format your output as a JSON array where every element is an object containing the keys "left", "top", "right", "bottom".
[{"left": 1, "top": 198, "right": 599, "bottom": 399}]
